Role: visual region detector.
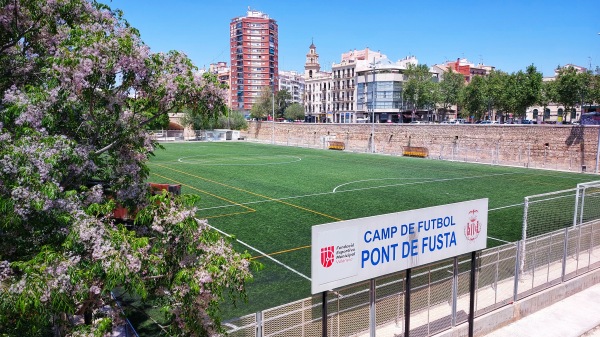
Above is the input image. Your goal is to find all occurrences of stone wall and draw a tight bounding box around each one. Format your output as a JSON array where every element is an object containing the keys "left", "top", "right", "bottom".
[{"left": 241, "top": 122, "right": 600, "bottom": 173}]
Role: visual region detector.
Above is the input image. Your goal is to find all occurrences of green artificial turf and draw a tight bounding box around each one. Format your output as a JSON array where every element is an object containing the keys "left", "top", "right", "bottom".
[{"left": 132, "top": 141, "right": 599, "bottom": 331}]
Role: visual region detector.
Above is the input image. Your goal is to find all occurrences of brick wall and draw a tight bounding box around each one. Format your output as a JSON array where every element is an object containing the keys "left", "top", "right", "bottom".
[{"left": 242, "top": 122, "right": 600, "bottom": 172}]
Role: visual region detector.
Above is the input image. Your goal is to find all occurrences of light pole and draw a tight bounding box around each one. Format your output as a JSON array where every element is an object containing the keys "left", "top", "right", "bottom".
[
  {"left": 271, "top": 91, "right": 275, "bottom": 144},
  {"left": 369, "top": 58, "right": 376, "bottom": 153}
]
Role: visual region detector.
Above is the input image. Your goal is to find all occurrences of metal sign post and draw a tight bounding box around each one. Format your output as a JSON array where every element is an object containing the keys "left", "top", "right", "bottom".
[
  {"left": 469, "top": 251, "right": 477, "bottom": 337},
  {"left": 404, "top": 268, "right": 411, "bottom": 337},
  {"left": 322, "top": 291, "right": 327, "bottom": 337}
]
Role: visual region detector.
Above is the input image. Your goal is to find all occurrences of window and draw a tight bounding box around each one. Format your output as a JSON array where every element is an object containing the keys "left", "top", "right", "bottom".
[
  {"left": 544, "top": 108, "right": 550, "bottom": 119},
  {"left": 533, "top": 109, "right": 538, "bottom": 119}
]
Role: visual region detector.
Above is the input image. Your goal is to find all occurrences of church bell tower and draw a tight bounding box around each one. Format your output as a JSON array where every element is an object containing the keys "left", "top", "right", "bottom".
[{"left": 304, "top": 40, "right": 320, "bottom": 79}]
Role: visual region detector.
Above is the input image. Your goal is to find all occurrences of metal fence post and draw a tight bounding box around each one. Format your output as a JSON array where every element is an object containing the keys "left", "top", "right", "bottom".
[
  {"left": 452, "top": 257, "right": 458, "bottom": 326},
  {"left": 520, "top": 197, "right": 529, "bottom": 277},
  {"left": 573, "top": 186, "right": 582, "bottom": 227},
  {"left": 561, "top": 227, "right": 569, "bottom": 282},
  {"left": 370, "top": 279, "right": 376, "bottom": 337},
  {"left": 256, "top": 311, "right": 263, "bottom": 337}
]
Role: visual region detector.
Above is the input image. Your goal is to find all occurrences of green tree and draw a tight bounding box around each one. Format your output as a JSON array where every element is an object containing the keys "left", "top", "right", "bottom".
[
  {"left": 485, "top": 70, "right": 509, "bottom": 121},
  {"left": 403, "top": 64, "right": 437, "bottom": 120},
  {"left": 0, "top": 1, "right": 252, "bottom": 336},
  {"left": 589, "top": 73, "right": 600, "bottom": 111},
  {"left": 461, "top": 75, "right": 488, "bottom": 120},
  {"left": 499, "top": 65, "right": 542, "bottom": 121},
  {"left": 250, "top": 86, "right": 273, "bottom": 120},
  {"left": 217, "top": 109, "right": 248, "bottom": 130},
  {"left": 538, "top": 80, "right": 556, "bottom": 123},
  {"left": 579, "top": 70, "right": 594, "bottom": 115},
  {"left": 284, "top": 103, "right": 305, "bottom": 121},
  {"left": 180, "top": 73, "right": 229, "bottom": 130},
  {"left": 437, "top": 68, "right": 465, "bottom": 121},
  {"left": 554, "top": 66, "right": 585, "bottom": 123},
  {"left": 275, "top": 89, "right": 292, "bottom": 119}
]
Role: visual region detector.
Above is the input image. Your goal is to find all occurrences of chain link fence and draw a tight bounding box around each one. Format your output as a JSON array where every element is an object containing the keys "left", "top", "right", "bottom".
[{"left": 223, "top": 181, "right": 600, "bottom": 337}]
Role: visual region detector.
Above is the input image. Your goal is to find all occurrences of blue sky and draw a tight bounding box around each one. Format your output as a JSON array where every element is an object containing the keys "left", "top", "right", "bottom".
[{"left": 104, "top": 0, "right": 599, "bottom": 77}]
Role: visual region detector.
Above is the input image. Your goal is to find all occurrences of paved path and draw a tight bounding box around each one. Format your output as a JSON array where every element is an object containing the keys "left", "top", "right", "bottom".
[{"left": 483, "top": 283, "right": 600, "bottom": 337}]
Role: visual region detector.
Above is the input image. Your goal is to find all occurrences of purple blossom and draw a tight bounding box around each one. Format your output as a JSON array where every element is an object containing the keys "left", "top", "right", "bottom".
[{"left": 0, "top": 260, "right": 12, "bottom": 282}]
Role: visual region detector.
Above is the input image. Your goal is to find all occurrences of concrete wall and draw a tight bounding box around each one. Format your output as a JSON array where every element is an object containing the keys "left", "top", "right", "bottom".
[{"left": 242, "top": 122, "right": 600, "bottom": 172}]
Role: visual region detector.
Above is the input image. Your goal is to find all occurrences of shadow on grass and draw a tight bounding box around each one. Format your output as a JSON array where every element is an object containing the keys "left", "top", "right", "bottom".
[{"left": 113, "top": 288, "right": 167, "bottom": 337}]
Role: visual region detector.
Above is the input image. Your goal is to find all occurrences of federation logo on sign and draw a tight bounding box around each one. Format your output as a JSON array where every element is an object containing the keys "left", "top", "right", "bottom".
[
  {"left": 321, "top": 246, "right": 335, "bottom": 268},
  {"left": 465, "top": 209, "right": 481, "bottom": 241}
]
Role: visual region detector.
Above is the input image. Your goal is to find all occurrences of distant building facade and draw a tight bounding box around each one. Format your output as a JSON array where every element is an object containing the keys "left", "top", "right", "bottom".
[
  {"left": 204, "top": 62, "right": 231, "bottom": 108},
  {"left": 356, "top": 56, "right": 421, "bottom": 123},
  {"left": 430, "top": 58, "right": 495, "bottom": 84},
  {"left": 304, "top": 44, "right": 428, "bottom": 123},
  {"left": 303, "top": 42, "right": 332, "bottom": 122},
  {"left": 229, "top": 8, "right": 278, "bottom": 113},
  {"left": 278, "top": 70, "right": 304, "bottom": 105},
  {"left": 330, "top": 48, "right": 385, "bottom": 123},
  {"left": 430, "top": 58, "right": 495, "bottom": 121},
  {"left": 526, "top": 64, "right": 591, "bottom": 124}
]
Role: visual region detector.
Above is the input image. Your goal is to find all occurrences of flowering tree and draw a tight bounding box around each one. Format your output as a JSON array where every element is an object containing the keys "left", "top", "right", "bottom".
[{"left": 0, "top": 1, "right": 252, "bottom": 336}]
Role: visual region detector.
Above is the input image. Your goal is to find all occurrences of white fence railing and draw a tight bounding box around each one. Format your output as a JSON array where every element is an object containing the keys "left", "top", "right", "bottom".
[{"left": 224, "top": 181, "right": 600, "bottom": 337}]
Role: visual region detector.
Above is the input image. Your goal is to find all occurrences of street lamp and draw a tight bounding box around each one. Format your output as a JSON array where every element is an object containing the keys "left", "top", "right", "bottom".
[
  {"left": 367, "top": 58, "right": 376, "bottom": 153},
  {"left": 271, "top": 91, "right": 275, "bottom": 144}
]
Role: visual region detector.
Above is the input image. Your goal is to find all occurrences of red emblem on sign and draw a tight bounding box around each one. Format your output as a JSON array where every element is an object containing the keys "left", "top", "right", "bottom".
[
  {"left": 321, "top": 246, "right": 335, "bottom": 268},
  {"left": 465, "top": 209, "right": 481, "bottom": 241}
]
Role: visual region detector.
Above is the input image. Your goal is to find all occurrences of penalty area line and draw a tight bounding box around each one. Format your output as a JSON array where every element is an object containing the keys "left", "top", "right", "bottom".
[
  {"left": 199, "top": 218, "right": 311, "bottom": 282},
  {"left": 488, "top": 236, "right": 512, "bottom": 244}
]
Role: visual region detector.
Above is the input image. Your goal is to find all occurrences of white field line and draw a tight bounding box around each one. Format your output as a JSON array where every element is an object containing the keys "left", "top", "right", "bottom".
[
  {"left": 198, "top": 172, "right": 517, "bottom": 212},
  {"left": 488, "top": 236, "right": 512, "bottom": 244},
  {"left": 489, "top": 203, "right": 524, "bottom": 211},
  {"left": 176, "top": 155, "right": 302, "bottom": 166},
  {"left": 332, "top": 172, "right": 515, "bottom": 193},
  {"left": 199, "top": 218, "right": 311, "bottom": 282},
  {"left": 332, "top": 177, "right": 442, "bottom": 193}
]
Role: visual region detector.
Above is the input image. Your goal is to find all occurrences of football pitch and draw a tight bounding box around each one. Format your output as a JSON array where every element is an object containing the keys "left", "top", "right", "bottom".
[{"left": 148, "top": 141, "right": 599, "bottom": 319}]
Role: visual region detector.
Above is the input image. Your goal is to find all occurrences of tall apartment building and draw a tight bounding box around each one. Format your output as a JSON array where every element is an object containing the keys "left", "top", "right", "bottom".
[
  {"left": 229, "top": 8, "right": 278, "bottom": 113},
  {"left": 278, "top": 70, "right": 304, "bottom": 105}
]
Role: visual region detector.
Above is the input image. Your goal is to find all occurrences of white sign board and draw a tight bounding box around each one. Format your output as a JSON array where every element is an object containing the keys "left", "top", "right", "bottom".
[{"left": 311, "top": 199, "right": 488, "bottom": 294}]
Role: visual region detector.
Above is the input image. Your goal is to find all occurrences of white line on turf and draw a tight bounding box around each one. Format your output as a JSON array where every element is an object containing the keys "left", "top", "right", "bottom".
[
  {"left": 176, "top": 155, "right": 302, "bottom": 166},
  {"left": 488, "top": 236, "right": 512, "bottom": 243},
  {"left": 198, "top": 172, "right": 517, "bottom": 212},
  {"left": 489, "top": 203, "right": 524, "bottom": 211},
  {"left": 200, "top": 218, "right": 311, "bottom": 282},
  {"left": 332, "top": 177, "right": 441, "bottom": 193},
  {"left": 333, "top": 172, "right": 516, "bottom": 194}
]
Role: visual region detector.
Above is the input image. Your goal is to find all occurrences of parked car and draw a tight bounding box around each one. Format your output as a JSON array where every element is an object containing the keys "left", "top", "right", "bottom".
[{"left": 449, "top": 118, "right": 466, "bottom": 124}]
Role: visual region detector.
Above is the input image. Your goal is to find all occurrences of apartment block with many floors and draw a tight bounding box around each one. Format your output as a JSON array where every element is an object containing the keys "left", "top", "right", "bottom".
[
  {"left": 278, "top": 70, "right": 305, "bottom": 105},
  {"left": 229, "top": 8, "right": 278, "bottom": 113}
]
